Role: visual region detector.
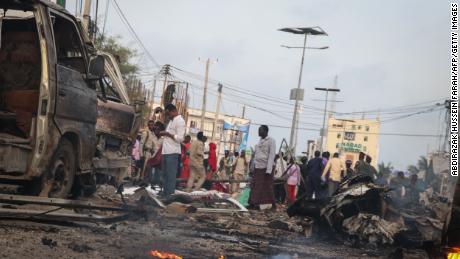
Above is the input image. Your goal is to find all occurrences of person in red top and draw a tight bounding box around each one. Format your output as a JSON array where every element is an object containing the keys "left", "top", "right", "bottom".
[
  {"left": 180, "top": 135, "right": 191, "bottom": 180},
  {"left": 208, "top": 142, "right": 218, "bottom": 174}
]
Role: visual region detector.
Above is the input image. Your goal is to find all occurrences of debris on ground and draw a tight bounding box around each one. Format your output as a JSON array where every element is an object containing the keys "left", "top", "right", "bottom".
[
  {"left": 388, "top": 247, "right": 430, "bottom": 259},
  {"left": 287, "top": 174, "right": 450, "bottom": 247},
  {"left": 342, "top": 213, "right": 404, "bottom": 244},
  {"left": 41, "top": 237, "right": 57, "bottom": 248},
  {"left": 68, "top": 241, "right": 93, "bottom": 253},
  {"left": 166, "top": 202, "right": 197, "bottom": 214}
]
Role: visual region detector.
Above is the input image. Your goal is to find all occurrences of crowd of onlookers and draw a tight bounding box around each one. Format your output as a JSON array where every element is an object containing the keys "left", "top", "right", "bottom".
[
  {"left": 130, "top": 103, "right": 250, "bottom": 196},
  {"left": 128, "top": 104, "right": 427, "bottom": 210}
]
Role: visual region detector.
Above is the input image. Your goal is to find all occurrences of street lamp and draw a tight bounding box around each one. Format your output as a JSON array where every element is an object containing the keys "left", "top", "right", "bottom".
[
  {"left": 315, "top": 87, "right": 340, "bottom": 153},
  {"left": 279, "top": 26, "right": 328, "bottom": 155}
]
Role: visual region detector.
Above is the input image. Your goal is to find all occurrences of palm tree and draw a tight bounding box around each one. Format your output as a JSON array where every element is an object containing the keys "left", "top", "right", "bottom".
[
  {"left": 377, "top": 161, "right": 393, "bottom": 179},
  {"left": 407, "top": 165, "right": 419, "bottom": 175},
  {"left": 418, "top": 155, "right": 436, "bottom": 184}
]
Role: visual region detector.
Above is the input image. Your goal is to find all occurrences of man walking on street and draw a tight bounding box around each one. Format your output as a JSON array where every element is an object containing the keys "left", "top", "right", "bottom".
[
  {"left": 365, "top": 155, "right": 378, "bottom": 180},
  {"left": 297, "top": 156, "right": 309, "bottom": 198},
  {"left": 306, "top": 151, "right": 324, "bottom": 199},
  {"left": 160, "top": 104, "right": 186, "bottom": 196},
  {"left": 248, "top": 125, "right": 276, "bottom": 210},
  {"left": 232, "top": 150, "right": 247, "bottom": 193},
  {"left": 203, "top": 137, "right": 210, "bottom": 173},
  {"left": 140, "top": 120, "right": 161, "bottom": 182},
  {"left": 186, "top": 132, "right": 206, "bottom": 192},
  {"left": 218, "top": 150, "right": 230, "bottom": 180},
  {"left": 343, "top": 159, "right": 355, "bottom": 181},
  {"left": 273, "top": 154, "right": 287, "bottom": 203},
  {"left": 354, "top": 152, "right": 368, "bottom": 175},
  {"left": 148, "top": 121, "right": 165, "bottom": 188},
  {"left": 322, "top": 152, "right": 345, "bottom": 196}
]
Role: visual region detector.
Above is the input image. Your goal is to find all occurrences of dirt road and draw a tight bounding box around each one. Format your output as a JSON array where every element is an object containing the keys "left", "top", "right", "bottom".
[{"left": 0, "top": 208, "right": 394, "bottom": 259}]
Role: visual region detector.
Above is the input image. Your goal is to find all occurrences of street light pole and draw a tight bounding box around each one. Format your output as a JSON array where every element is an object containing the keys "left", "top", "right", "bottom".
[
  {"left": 289, "top": 33, "right": 308, "bottom": 153},
  {"left": 279, "top": 26, "right": 328, "bottom": 155},
  {"left": 320, "top": 90, "right": 329, "bottom": 153}
]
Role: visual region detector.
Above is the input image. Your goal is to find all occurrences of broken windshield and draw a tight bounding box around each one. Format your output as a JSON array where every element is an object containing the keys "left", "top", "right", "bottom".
[{"left": 0, "top": 10, "right": 34, "bottom": 50}]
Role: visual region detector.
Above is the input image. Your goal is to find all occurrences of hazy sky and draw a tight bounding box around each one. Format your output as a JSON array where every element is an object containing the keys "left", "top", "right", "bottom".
[{"left": 66, "top": 0, "right": 450, "bottom": 169}]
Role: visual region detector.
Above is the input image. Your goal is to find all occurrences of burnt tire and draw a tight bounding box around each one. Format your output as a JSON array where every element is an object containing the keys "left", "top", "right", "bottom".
[{"left": 40, "top": 138, "right": 76, "bottom": 198}]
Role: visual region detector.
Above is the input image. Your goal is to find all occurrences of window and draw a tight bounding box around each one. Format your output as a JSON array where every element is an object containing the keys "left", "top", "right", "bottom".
[
  {"left": 352, "top": 125, "right": 356, "bottom": 130},
  {"left": 365, "top": 126, "right": 370, "bottom": 131},
  {"left": 337, "top": 133, "right": 341, "bottom": 139},
  {"left": 190, "top": 121, "right": 197, "bottom": 128},
  {"left": 364, "top": 136, "right": 368, "bottom": 142},
  {"left": 358, "top": 125, "right": 362, "bottom": 130},
  {"left": 363, "top": 146, "right": 367, "bottom": 152},
  {"left": 336, "top": 143, "right": 340, "bottom": 148},
  {"left": 52, "top": 14, "right": 85, "bottom": 73}
]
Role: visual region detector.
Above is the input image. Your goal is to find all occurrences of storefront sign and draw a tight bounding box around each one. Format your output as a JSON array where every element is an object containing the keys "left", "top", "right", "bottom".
[
  {"left": 340, "top": 142, "right": 362, "bottom": 153},
  {"left": 344, "top": 132, "right": 355, "bottom": 141}
]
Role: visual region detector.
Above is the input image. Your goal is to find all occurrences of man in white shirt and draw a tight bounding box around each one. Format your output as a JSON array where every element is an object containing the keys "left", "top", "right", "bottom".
[
  {"left": 248, "top": 125, "right": 276, "bottom": 210},
  {"left": 159, "top": 104, "right": 186, "bottom": 196}
]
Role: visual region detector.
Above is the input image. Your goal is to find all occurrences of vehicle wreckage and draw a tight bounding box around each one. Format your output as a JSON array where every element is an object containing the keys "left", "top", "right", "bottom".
[
  {"left": 287, "top": 174, "right": 457, "bottom": 252},
  {"left": 0, "top": 0, "right": 141, "bottom": 198}
]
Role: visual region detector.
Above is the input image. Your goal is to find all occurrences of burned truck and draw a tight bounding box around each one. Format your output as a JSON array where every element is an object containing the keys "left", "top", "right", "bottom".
[{"left": 0, "top": 0, "right": 140, "bottom": 198}]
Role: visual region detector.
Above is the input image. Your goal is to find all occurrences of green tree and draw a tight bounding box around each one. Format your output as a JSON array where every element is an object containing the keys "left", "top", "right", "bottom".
[{"left": 94, "top": 34, "right": 139, "bottom": 77}]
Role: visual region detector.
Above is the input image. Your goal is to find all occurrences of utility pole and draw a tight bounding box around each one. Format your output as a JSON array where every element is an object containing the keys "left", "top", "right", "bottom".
[
  {"left": 212, "top": 84, "right": 223, "bottom": 143},
  {"left": 328, "top": 76, "right": 338, "bottom": 118},
  {"left": 200, "top": 59, "right": 211, "bottom": 131},
  {"left": 241, "top": 105, "right": 246, "bottom": 119},
  {"left": 82, "top": 0, "right": 92, "bottom": 34},
  {"left": 148, "top": 77, "right": 157, "bottom": 121},
  {"left": 315, "top": 87, "right": 340, "bottom": 153},
  {"left": 161, "top": 64, "right": 170, "bottom": 107},
  {"left": 152, "top": 76, "right": 157, "bottom": 104}
]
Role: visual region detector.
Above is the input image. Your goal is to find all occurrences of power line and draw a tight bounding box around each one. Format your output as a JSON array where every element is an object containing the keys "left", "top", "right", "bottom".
[
  {"left": 251, "top": 122, "right": 445, "bottom": 138},
  {"left": 170, "top": 72, "right": 442, "bottom": 129},
  {"left": 171, "top": 65, "right": 447, "bottom": 116},
  {"left": 111, "top": 0, "right": 160, "bottom": 69}
]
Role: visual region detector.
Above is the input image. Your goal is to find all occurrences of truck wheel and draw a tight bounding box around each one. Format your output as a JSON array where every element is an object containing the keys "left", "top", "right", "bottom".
[{"left": 40, "top": 138, "right": 76, "bottom": 198}]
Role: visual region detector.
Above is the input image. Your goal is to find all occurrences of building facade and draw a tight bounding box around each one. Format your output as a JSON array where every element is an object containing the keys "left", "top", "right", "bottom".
[{"left": 325, "top": 118, "right": 380, "bottom": 167}]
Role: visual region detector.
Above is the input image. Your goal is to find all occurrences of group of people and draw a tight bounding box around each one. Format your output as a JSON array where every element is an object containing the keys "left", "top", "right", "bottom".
[
  {"left": 131, "top": 103, "right": 250, "bottom": 196},
  {"left": 247, "top": 124, "right": 381, "bottom": 210},
  {"left": 216, "top": 150, "right": 249, "bottom": 193},
  {"left": 131, "top": 104, "right": 188, "bottom": 196},
  {"left": 129, "top": 106, "right": 383, "bottom": 207}
]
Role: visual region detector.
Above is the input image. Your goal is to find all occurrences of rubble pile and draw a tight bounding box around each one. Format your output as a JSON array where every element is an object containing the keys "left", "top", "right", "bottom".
[
  {"left": 342, "top": 213, "right": 404, "bottom": 244},
  {"left": 288, "top": 174, "right": 451, "bottom": 247}
]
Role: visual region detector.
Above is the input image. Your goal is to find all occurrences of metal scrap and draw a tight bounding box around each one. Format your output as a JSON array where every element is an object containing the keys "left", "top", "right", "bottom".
[{"left": 342, "top": 213, "right": 404, "bottom": 244}]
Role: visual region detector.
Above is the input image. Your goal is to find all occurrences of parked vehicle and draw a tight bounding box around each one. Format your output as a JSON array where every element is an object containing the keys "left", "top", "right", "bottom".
[{"left": 0, "top": 0, "right": 140, "bottom": 198}]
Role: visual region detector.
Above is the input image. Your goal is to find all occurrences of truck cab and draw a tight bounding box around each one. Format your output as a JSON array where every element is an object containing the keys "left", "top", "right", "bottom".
[{"left": 0, "top": 0, "right": 138, "bottom": 198}]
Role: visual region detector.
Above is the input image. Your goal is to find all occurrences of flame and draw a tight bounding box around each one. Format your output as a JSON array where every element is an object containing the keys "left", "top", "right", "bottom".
[
  {"left": 218, "top": 256, "right": 225, "bottom": 259},
  {"left": 150, "top": 250, "right": 183, "bottom": 259},
  {"left": 448, "top": 247, "right": 460, "bottom": 259}
]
